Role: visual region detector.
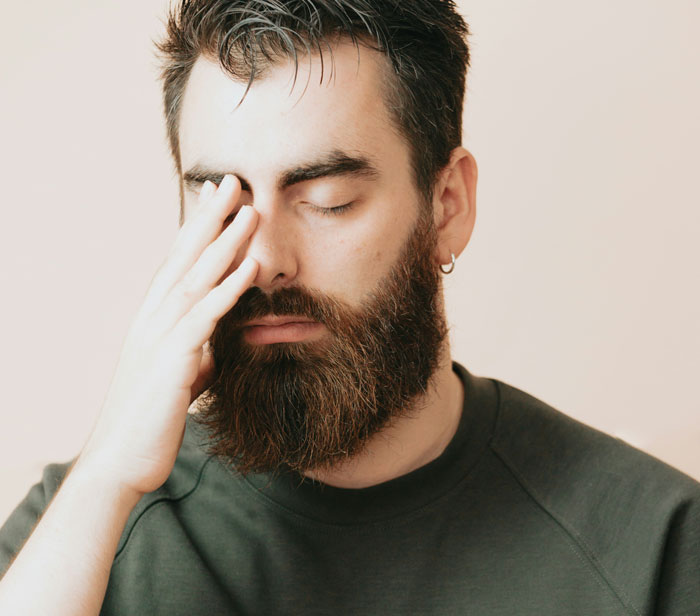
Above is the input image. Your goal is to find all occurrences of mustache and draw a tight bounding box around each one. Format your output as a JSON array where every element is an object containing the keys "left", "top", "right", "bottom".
[{"left": 219, "top": 284, "right": 348, "bottom": 333}]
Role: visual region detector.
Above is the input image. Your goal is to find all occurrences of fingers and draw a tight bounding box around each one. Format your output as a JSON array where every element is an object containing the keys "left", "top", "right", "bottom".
[
  {"left": 147, "top": 175, "right": 243, "bottom": 310},
  {"left": 187, "top": 205, "right": 258, "bottom": 292},
  {"left": 173, "top": 256, "right": 259, "bottom": 351},
  {"left": 157, "top": 203, "right": 259, "bottom": 332}
]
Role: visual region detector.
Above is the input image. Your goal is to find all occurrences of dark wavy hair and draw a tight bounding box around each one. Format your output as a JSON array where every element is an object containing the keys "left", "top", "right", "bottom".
[{"left": 154, "top": 0, "right": 470, "bottom": 223}]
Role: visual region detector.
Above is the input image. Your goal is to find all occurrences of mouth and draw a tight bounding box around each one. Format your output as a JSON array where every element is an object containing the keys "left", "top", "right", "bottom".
[
  {"left": 244, "top": 315, "right": 317, "bottom": 327},
  {"left": 242, "top": 316, "right": 325, "bottom": 344}
]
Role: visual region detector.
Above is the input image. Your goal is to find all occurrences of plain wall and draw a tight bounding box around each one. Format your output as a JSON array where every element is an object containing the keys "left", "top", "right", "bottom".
[{"left": 1, "top": 0, "right": 698, "bottom": 526}]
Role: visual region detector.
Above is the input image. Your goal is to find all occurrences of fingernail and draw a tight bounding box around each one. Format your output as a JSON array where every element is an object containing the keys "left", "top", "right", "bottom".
[
  {"left": 238, "top": 205, "right": 256, "bottom": 219},
  {"left": 220, "top": 174, "right": 235, "bottom": 191},
  {"left": 199, "top": 180, "right": 215, "bottom": 202}
]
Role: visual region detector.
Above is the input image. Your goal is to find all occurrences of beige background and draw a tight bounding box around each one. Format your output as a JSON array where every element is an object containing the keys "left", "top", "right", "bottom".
[{"left": 1, "top": 0, "right": 698, "bottom": 526}]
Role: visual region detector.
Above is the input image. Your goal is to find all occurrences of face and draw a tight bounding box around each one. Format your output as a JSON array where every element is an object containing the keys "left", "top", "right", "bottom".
[{"left": 178, "top": 40, "right": 448, "bottom": 477}]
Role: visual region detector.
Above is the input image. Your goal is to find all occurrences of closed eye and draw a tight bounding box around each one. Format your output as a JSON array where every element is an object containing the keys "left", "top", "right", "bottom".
[{"left": 309, "top": 202, "right": 356, "bottom": 216}]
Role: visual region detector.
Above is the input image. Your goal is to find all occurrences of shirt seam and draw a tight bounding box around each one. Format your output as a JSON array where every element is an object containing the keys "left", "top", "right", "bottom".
[{"left": 113, "top": 455, "right": 214, "bottom": 563}]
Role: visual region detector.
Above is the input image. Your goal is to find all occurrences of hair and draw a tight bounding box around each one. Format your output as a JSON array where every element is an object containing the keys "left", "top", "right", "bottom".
[{"left": 154, "top": 0, "right": 470, "bottom": 222}]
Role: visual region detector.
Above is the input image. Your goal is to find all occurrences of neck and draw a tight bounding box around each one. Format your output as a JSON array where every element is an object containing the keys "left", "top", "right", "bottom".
[{"left": 302, "top": 345, "right": 464, "bottom": 489}]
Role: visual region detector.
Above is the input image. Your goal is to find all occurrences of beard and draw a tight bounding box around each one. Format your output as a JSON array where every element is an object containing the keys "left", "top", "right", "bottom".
[{"left": 191, "top": 204, "right": 449, "bottom": 478}]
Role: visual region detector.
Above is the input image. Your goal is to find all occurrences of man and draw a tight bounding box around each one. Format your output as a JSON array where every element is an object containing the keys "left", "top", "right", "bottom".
[{"left": 0, "top": 1, "right": 698, "bottom": 614}]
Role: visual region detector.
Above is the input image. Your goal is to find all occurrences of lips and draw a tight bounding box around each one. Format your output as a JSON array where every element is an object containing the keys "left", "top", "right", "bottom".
[
  {"left": 242, "top": 317, "right": 325, "bottom": 344},
  {"left": 244, "top": 315, "right": 317, "bottom": 327}
]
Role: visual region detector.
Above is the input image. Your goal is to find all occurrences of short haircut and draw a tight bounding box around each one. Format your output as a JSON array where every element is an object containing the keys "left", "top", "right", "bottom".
[{"left": 154, "top": 0, "right": 471, "bottom": 221}]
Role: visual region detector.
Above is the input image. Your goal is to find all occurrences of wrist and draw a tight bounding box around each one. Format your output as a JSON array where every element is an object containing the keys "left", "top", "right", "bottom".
[{"left": 69, "top": 455, "right": 144, "bottom": 511}]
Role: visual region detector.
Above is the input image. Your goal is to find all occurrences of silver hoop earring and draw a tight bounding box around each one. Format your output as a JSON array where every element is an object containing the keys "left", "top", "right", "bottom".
[{"left": 440, "top": 252, "right": 456, "bottom": 274}]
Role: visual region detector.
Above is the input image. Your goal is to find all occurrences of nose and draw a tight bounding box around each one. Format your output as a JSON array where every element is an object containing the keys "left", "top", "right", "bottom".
[{"left": 239, "top": 203, "right": 299, "bottom": 292}]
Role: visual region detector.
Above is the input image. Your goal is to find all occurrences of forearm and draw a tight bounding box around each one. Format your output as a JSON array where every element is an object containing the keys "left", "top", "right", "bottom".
[{"left": 0, "top": 461, "right": 142, "bottom": 615}]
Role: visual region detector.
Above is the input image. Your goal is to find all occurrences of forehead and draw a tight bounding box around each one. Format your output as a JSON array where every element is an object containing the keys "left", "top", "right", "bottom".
[{"left": 178, "top": 40, "right": 404, "bottom": 179}]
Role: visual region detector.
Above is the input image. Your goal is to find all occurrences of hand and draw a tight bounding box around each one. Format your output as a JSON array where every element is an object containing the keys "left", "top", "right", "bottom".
[{"left": 74, "top": 175, "right": 258, "bottom": 497}]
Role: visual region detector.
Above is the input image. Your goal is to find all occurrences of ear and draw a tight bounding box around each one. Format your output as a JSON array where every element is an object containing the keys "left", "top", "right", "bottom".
[{"left": 431, "top": 147, "right": 478, "bottom": 268}]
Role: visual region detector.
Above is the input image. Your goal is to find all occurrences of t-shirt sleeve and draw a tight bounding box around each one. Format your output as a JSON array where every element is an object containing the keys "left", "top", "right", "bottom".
[
  {"left": 653, "top": 485, "right": 700, "bottom": 615},
  {"left": 0, "top": 460, "right": 74, "bottom": 580}
]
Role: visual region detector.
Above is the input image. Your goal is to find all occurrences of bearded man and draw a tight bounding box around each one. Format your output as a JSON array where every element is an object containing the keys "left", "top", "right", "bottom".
[{"left": 1, "top": 1, "right": 699, "bottom": 615}]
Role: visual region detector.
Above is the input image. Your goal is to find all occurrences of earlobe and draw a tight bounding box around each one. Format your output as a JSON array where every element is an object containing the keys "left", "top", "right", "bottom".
[{"left": 433, "top": 147, "right": 478, "bottom": 267}]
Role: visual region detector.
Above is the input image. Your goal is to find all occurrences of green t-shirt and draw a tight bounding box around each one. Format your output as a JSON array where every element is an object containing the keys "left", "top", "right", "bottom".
[{"left": 1, "top": 362, "right": 699, "bottom": 614}]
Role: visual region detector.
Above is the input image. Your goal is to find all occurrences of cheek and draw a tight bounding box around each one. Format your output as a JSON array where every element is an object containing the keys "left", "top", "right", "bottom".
[{"left": 308, "top": 222, "right": 395, "bottom": 296}]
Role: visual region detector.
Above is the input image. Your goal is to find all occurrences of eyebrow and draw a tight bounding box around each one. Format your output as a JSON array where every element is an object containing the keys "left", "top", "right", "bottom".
[{"left": 182, "top": 150, "right": 380, "bottom": 194}]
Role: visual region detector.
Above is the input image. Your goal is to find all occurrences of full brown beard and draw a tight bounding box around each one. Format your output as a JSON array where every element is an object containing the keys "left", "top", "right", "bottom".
[{"left": 191, "top": 204, "right": 449, "bottom": 478}]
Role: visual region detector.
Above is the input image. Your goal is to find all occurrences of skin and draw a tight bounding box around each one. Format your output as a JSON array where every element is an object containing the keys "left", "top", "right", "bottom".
[{"left": 177, "top": 39, "right": 478, "bottom": 488}]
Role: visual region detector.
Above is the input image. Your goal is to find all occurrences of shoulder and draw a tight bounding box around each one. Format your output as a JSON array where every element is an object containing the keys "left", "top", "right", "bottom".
[
  {"left": 481, "top": 376, "right": 700, "bottom": 614},
  {"left": 490, "top": 378, "right": 700, "bottom": 503},
  {"left": 489, "top": 378, "right": 700, "bottom": 590}
]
